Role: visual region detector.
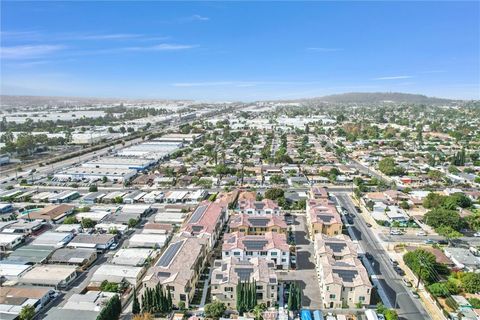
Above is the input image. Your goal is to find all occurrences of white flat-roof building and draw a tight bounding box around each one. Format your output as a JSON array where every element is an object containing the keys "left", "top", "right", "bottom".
[
  {"left": 82, "top": 157, "right": 156, "bottom": 171},
  {"left": 0, "top": 233, "right": 24, "bottom": 252},
  {"left": 54, "top": 167, "right": 136, "bottom": 183},
  {"left": 75, "top": 210, "right": 111, "bottom": 222},
  {"left": 31, "top": 231, "right": 74, "bottom": 248},
  {"left": 90, "top": 264, "right": 145, "bottom": 286},
  {"left": 128, "top": 233, "right": 167, "bottom": 249},
  {"left": 19, "top": 265, "right": 77, "bottom": 289},
  {"left": 111, "top": 248, "right": 155, "bottom": 266}
]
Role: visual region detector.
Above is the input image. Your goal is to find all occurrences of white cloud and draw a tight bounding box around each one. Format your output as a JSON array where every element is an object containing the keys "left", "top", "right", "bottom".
[
  {"left": 0, "top": 44, "right": 66, "bottom": 59},
  {"left": 373, "top": 75, "right": 413, "bottom": 80},
  {"left": 124, "top": 43, "right": 198, "bottom": 51},
  {"left": 191, "top": 14, "right": 209, "bottom": 21}
]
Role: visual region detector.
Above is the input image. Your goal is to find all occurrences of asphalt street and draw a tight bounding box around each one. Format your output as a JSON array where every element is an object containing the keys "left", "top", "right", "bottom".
[{"left": 334, "top": 193, "right": 431, "bottom": 320}]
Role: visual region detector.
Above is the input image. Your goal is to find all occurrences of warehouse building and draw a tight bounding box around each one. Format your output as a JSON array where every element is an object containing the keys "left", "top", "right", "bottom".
[{"left": 54, "top": 167, "right": 137, "bottom": 183}]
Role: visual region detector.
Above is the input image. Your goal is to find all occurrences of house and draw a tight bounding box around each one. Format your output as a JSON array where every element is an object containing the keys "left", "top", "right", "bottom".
[
  {"left": 0, "top": 219, "right": 45, "bottom": 234},
  {"left": 67, "top": 234, "right": 116, "bottom": 252},
  {"left": 0, "top": 286, "right": 57, "bottom": 320},
  {"left": 229, "top": 214, "right": 287, "bottom": 235},
  {"left": 48, "top": 191, "right": 80, "bottom": 204},
  {"left": 211, "top": 257, "right": 278, "bottom": 308},
  {"left": 48, "top": 248, "right": 97, "bottom": 267},
  {"left": 128, "top": 233, "right": 167, "bottom": 249},
  {"left": 28, "top": 204, "right": 75, "bottom": 224},
  {"left": 18, "top": 265, "right": 77, "bottom": 289},
  {"left": 444, "top": 247, "right": 480, "bottom": 272},
  {"left": 111, "top": 248, "right": 156, "bottom": 267},
  {"left": 31, "top": 231, "right": 74, "bottom": 248},
  {"left": 0, "top": 233, "right": 24, "bottom": 252},
  {"left": 222, "top": 231, "right": 290, "bottom": 270},
  {"left": 90, "top": 264, "right": 145, "bottom": 288},
  {"left": 314, "top": 234, "right": 358, "bottom": 260},
  {"left": 0, "top": 203, "right": 13, "bottom": 214},
  {"left": 44, "top": 291, "right": 116, "bottom": 320},
  {"left": 143, "top": 235, "right": 208, "bottom": 308}
]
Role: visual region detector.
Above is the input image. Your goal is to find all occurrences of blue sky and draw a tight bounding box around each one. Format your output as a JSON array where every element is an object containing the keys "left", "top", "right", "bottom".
[{"left": 1, "top": 1, "right": 479, "bottom": 101}]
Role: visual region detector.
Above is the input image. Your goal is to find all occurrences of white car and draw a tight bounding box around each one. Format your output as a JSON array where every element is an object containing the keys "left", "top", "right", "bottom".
[
  {"left": 416, "top": 231, "right": 427, "bottom": 236},
  {"left": 474, "top": 232, "right": 480, "bottom": 237}
]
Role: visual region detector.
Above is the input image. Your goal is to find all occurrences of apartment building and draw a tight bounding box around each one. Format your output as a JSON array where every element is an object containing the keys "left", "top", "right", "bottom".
[
  {"left": 143, "top": 235, "right": 208, "bottom": 308},
  {"left": 318, "top": 255, "right": 372, "bottom": 308},
  {"left": 306, "top": 198, "right": 342, "bottom": 237},
  {"left": 315, "top": 234, "right": 372, "bottom": 308},
  {"left": 181, "top": 201, "right": 228, "bottom": 249},
  {"left": 222, "top": 231, "right": 290, "bottom": 270},
  {"left": 238, "top": 199, "right": 281, "bottom": 216},
  {"left": 211, "top": 257, "right": 278, "bottom": 308},
  {"left": 229, "top": 213, "right": 287, "bottom": 235}
]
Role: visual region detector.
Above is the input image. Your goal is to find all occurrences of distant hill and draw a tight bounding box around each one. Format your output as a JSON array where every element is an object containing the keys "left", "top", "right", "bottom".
[{"left": 298, "top": 92, "right": 457, "bottom": 104}]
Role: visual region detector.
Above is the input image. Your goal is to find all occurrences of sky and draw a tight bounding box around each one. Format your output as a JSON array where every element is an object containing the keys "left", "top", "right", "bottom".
[{"left": 1, "top": 1, "right": 479, "bottom": 101}]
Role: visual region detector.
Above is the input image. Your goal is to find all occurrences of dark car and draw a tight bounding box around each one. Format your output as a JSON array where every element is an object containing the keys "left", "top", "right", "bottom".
[
  {"left": 365, "top": 252, "right": 373, "bottom": 260},
  {"left": 394, "top": 266, "right": 405, "bottom": 276},
  {"left": 366, "top": 223, "right": 372, "bottom": 227}
]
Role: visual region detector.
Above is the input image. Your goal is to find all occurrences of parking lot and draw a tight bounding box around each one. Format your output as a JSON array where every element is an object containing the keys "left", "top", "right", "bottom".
[{"left": 277, "top": 213, "right": 322, "bottom": 309}]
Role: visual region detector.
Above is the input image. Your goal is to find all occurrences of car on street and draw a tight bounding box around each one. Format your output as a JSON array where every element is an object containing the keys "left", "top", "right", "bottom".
[
  {"left": 394, "top": 266, "right": 405, "bottom": 276},
  {"left": 365, "top": 252, "right": 373, "bottom": 260},
  {"left": 403, "top": 279, "right": 412, "bottom": 287},
  {"left": 416, "top": 231, "right": 427, "bottom": 236},
  {"left": 424, "top": 239, "right": 436, "bottom": 244},
  {"left": 474, "top": 232, "right": 480, "bottom": 237},
  {"left": 390, "top": 229, "right": 403, "bottom": 235},
  {"left": 109, "top": 242, "right": 119, "bottom": 250},
  {"left": 366, "top": 223, "right": 372, "bottom": 227},
  {"left": 411, "top": 291, "right": 420, "bottom": 298}
]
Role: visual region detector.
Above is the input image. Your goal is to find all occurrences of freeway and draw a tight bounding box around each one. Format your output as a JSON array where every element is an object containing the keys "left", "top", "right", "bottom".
[{"left": 334, "top": 193, "right": 431, "bottom": 320}]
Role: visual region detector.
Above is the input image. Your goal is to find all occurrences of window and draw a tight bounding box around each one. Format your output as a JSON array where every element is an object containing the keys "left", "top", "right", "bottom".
[
  {"left": 234, "top": 252, "right": 240, "bottom": 256},
  {"left": 359, "top": 296, "right": 365, "bottom": 301},
  {"left": 167, "top": 286, "right": 175, "bottom": 292},
  {"left": 271, "top": 252, "right": 277, "bottom": 256},
  {"left": 180, "top": 294, "right": 186, "bottom": 301},
  {"left": 246, "top": 251, "right": 253, "bottom": 256},
  {"left": 329, "top": 294, "right": 336, "bottom": 299},
  {"left": 225, "top": 252, "right": 229, "bottom": 256}
]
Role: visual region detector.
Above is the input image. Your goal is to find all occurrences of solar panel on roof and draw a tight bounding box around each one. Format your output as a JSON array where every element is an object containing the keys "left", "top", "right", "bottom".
[
  {"left": 234, "top": 267, "right": 253, "bottom": 281},
  {"left": 249, "top": 218, "right": 270, "bottom": 227},
  {"left": 157, "top": 240, "right": 184, "bottom": 267},
  {"left": 243, "top": 240, "right": 268, "bottom": 250},
  {"left": 326, "top": 242, "right": 346, "bottom": 253},
  {"left": 317, "top": 214, "right": 333, "bottom": 222},
  {"left": 189, "top": 205, "right": 207, "bottom": 224},
  {"left": 333, "top": 269, "right": 358, "bottom": 282}
]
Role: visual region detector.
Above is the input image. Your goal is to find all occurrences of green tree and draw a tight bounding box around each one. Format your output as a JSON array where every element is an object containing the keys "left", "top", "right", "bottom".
[
  {"left": 132, "top": 288, "right": 141, "bottom": 314},
  {"left": 264, "top": 188, "right": 284, "bottom": 200},
  {"left": 63, "top": 216, "right": 78, "bottom": 224},
  {"left": 128, "top": 218, "right": 139, "bottom": 228},
  {"left": 205, "top": 301, "right": 227, "bottom": 320},
  {"left": 81, "top": 218, "right": 96, "bottom": 228},
  {"left": 89, "top": 184, "right": 98, "bottom": 192},
  {"left": 424, "top": 208, "right": 463, "bottom": 231},
  {"left": 378, "top": 157, "right": 404, "bottom": 176},
  {"left": 19, "top": 305, "right": 35, "bottom": 320},
  {"left": 460, "top": 272, "right": 480, "bottom": 294},
  {"left": 403, "top": 249, "right": 439, "bottom": 284}
]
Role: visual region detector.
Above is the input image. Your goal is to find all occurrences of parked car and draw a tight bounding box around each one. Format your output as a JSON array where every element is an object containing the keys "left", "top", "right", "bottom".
[
  {"left": 389, "top": 257, "right": 398, "bottom": 266},
  {"left": 411, "top": 291, "right": 420, "bottom": 298},
  {"left": 394, "top": 266, "right": 405, "bottom": 276},
  {"left": 365, "top": 252, "right": 373, "bottom": 260},
  {"left": 474, "top": 232, "right": 480, "bottom": 237},
  {"left": 109, "top": 242, "right": 119, "bottom": 250},
  {"left": 366, "top": 223, "right": 372, "bottom": 227},
  {"left": 403, "top": 279, "right": 412, "bottom": 287}
]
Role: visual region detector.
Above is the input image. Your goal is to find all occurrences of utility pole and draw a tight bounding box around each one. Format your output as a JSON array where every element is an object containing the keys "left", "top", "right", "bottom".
[{"left": 416, "top": 262, "right": 424, "bottom": 290}]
